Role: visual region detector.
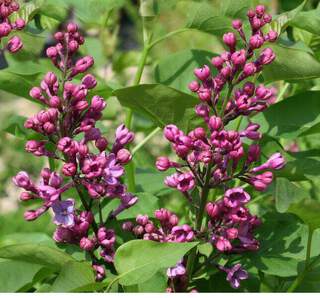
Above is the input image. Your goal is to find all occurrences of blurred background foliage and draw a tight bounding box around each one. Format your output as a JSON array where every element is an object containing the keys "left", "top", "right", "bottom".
[{"left": 1, "top": 0, "right": 320, "bottom": 292}]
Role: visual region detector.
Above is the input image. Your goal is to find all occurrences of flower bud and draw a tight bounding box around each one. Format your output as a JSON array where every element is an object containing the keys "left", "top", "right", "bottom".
[
  {"left": 116, "top": 148, "right": 132, "bottom": 164},
  {"left": 258, "top": 48, "right": 276, "bottom": 65},
  {"left": 80, "top": 237, "right": 94, "bottom": 251},
  {"left": 164, "top": 124, "right": 181, "bottom": 142},
  {"left": 24, "top": 210, "right": 39, "bottom": 221},
  {"left": 249, "top": 34, "right": 264, "bottom": 49},
  {"left": 232, "top": 19, "right": 242, "bottom": 30},
  {"left": 62, "top": 163, "right": 77, "bottom": 176},
  {"left": 266, "top": 30, "right": 278, "bottom": 42},
  {"left": 231, "top": 50, "right": 246, "bottom": 66},
  {"left": 0, "top": 23, "right": 11, "bottom": 37},
  {"left": 49, "top": 96, "right": 61, "bottom": 108},
  {"left": 188, "top": 80, "right": 200, "bottom": 92},
  {"left": 95, "top": 137, "right": 108, "bottom": 152},
  {"left": 223, "top": 32, "right": 237, "bottom": 49},
  {"left": 211, "top": 56, "right": 224, "bottom": 69},
  {"left": 255, "top": 5, "right": 265, "bottom": 17},
  {"left": 136, "top": 214, "right": 149, "bottom": 226},
  {"left": 194, "top": 65, "right": 211, "bottom": 81},
  {"left": 7, "top": 36, "right": 23, "bottom": 53},
  {"left": 82, "top": 74, "right": 97, "bottom": 89},
  {"left": 198, "top": 88, "right": 212, "bottom": 102},
  {"left": 156, "top": 156, "right": 171, "bottom": 171},
  {"left": 122, "top": 221, "right": 134, "bottom": 231},
  {"left": 46, "top": 47, "right": 58, "bottom": 58},
  {"left": 206, "top": 202, "right": 219, "bottom": 218},
  {"left": 30, "top": 87, "right": 42, "bottom": 100},
  {"left": 20, "top": 192, "right": 33, "bottom": 201},
  {"left": 15, "top": 19, "right": 25, "bottom": 30},
  {"left": 73, "top": 56, "right": 94, "bottom": 74},
  {"left": 243, "top": 62, "right": 257, "bottom": 77},
  {"left": 208, "top": 116, "right": 222, "bottom": 131},
  {"left": 67, "top": 22, "right": 78, "bottom": 33}
]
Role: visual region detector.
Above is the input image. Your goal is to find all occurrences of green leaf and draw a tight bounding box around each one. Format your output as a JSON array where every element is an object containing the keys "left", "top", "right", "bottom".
[
  {"left": 246, "top": 213, "right": 310, "bottom": 277},
  {"left": 0, "top": 244, "right": 75, "bottom": 271},
  {"left": 136, "top": 168, "right": 173, "bottom": 195},
  {"left": 262, "top": 44, "right": 320, "bottom": 83},
  {"left": 113, "top": 240, "right": 198, "bottom": 286},
  {"left": 186, "top": 0, "right": 253, "bottom": 36},
  {"left": 154, "top": 49, "right": 215, "bottom": 93},
  {"left": 271, "top": 0, "right": 307, "bottom": 33},
  {"left": 254, "top": 91, "right": 320, "bottom": 139},
  {"left": 277, "top": 150, "right": 320, "bottom": 181},
  {"left": 0, "top": 260, "right": 43, "bottom": 292},
  {"left": 50, "top": 261, "right": 95, "bottom": 292},
  {"left": 103, "top": 192, "right": 160, "bottom": 220},
  {"left": 274, "top": 177, "right": 308, "bottom": 213},
  {"left": 288, "top": 9, "right": 320, "bottom": 36},
  {"left": 289, "top": 199, "right": 320, "bottom": 231},
  {"left": 0, "top": 233, "right": 52, "bottom": 248},
  {"left": 0, "top": 71, "right": 42, "bottom": 100},
  {"left": 113, "top": 84, "right": 198, "bottom": 130}
]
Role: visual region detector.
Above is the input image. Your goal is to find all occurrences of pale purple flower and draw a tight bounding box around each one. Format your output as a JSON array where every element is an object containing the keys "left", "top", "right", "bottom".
[
  {"left": 104, "top": 153, "right": 124, "bottom": 185},
  {"left": 167, "top": 261, "right": 186, "bottom": 278},
  {"left": 52, "top": 199, "right": 75, "bottom": 227},
  {"left": 223, "top": 188, "right": 250, "bottom": 208},
  {"left": 225, "top": 264, "right": 248, "bottom": 289}
]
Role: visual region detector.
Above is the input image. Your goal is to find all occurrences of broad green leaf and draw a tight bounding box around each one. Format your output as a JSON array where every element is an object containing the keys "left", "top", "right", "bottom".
[
  {"left": 277, "top": 150, "right": 320, "bottom": 181},
  {"left": 0, "top": 233, "right": 52, "bottom": 248},
  {"left": 262, "top": 44, "right": 320, "bottom": 83},
  {"left": 186, "top": 0, "right": 253, "bottom": 36},
  {"left": 254, "top": 91, "right": 320, "bottom": 139},
  {"left": 114, "top": 240, "right": 198, "bottom": 286},
  {"left": 0, "top": 71, "right": 42, "bottom": 100},
  {"left": 3, "top": 115, "right": 42, "bottom": 140},
  {"left": 113, "top": 84, "right": 199, "bottom": 130},
  {"left": 124, "top": 270, "right": 168, "bottom": 293},
  {"left": 0, "top": 243, "right": 75, "bottom": 270},
  {"left": 288, "top": 9, "right": 320, "bottom": 36},
  {"left": 64, "top": 0, "right": 126, "bottom": 26},
  {"left": 271, "top": 0, "right": 307, "bottom": 33},
  {"left": 289, "top": 199, "right": 320, "bottom": 231},
  {"left": 154, "top": 49, "right": 215, "bottom": 93},
  {"left": 0, "top": 260, "right": 43, "bottom": 292},
  {"left": 274, "top": 177, "right": 308, "bottom": 213},
  {"left": 102, "top": 192, "right": 160, "bottom": 220},
  {"left": 136, "top": 168, "right": 174, "bottom": 195},
  {"left": 246, "top": 213, "right": 310, "bottom": 277},
  {"left": 50, "top": 261, "right": 95, "bottom": 292}
]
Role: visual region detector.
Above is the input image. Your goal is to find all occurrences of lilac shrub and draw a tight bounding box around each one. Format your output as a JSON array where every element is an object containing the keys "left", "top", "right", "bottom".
[
  {"left": 13, "top": 23, "right": 137, "bottom": 281},
  {"left": 126, "top": 5, "right": 285, "bottom": 291}
]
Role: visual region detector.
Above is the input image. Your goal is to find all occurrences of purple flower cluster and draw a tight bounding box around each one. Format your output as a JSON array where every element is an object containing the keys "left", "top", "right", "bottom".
[
  {"left": 206, "top": 187, "right": 260, "bottom": 253},
  {"left": 188, "top": 4, "right": 277, "bottom": 124},
  {"left": 13, "top": 23, "right": 138, "bottom": 281},
  {"left": 0, "top": 0, "right": 24, "bottom": 53},
  {"left": 156, "top": 5, "right": 285, "bottom": 291},
  {"left": 123, "top": 209, "right": 195, "bottom": 243}
]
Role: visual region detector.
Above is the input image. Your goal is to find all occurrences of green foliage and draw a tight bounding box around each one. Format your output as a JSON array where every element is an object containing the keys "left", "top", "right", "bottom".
[
  {"left": 113, "top": 240, "right": 198, "bottom": 286},
  {"left": 114, "top": 84, "right": 199, "bottom": 130}
]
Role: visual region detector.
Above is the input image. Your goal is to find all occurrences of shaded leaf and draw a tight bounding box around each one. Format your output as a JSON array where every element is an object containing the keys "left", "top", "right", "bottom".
[
  {"left": 274, "top": 177, "right": 308, "bottom": 213},
  {"left": 113, "top": 84, "right": 199, "bottom": 130},
  {"left": 154, "top": 49, "right": 215, "bottom": 93}
]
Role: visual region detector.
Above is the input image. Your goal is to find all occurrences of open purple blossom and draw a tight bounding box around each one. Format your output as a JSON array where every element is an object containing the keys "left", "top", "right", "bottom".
[
  {"left": 52, "top": 199, "right": 75, "bottom": 227},
  {"left": 222, "top": 264, "right": 249, "bottom": 289}
]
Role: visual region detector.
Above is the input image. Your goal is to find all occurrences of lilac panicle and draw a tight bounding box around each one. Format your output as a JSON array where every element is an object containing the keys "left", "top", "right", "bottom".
[
  {"left": 13, "top": 23, "right": 138, "bottom": 281},
  {"left": 152, "top": 4, "right": 285, "bottom": 292}
]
